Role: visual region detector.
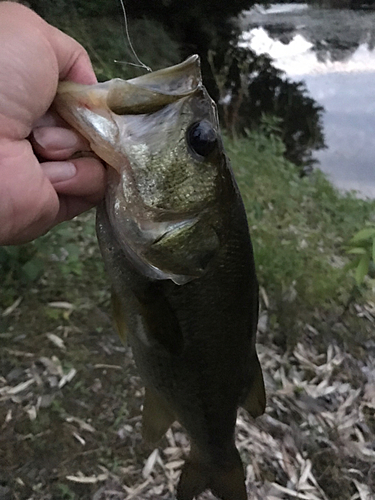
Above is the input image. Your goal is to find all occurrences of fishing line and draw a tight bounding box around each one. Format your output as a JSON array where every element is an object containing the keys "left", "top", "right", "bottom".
[{"left": 115, "top": 0, "right": 152, "bottom": 72}]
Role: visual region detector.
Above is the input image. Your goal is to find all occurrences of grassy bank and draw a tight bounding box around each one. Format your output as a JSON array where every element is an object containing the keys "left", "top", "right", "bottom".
[
  {"left": 229, "top": 128, "right": 375, "bottom": 350},
  {"left": 1, "top": 132, "right": 374, "bottom": 499}
]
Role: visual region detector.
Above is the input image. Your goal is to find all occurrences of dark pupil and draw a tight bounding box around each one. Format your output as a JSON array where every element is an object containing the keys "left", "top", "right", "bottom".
[{"left": 188, "top": 121, "right": 217, "bottom": 158}]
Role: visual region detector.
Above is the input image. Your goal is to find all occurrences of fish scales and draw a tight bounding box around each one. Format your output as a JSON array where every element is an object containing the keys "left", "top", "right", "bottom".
[{"left": 54, "top": 55, "right": 266, "bottom": 500}]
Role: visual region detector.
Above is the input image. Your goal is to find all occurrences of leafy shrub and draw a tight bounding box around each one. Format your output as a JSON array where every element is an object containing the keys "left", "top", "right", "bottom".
[
  {"left": 0, "top": 244, "right": 44, "bottom": 285},
  {"left": 62, "top": 16, "right": 182, "bottom": 81},
  {"left": 226, "top": 126, "right": 375, "bottom": 342},
  {"left": 346, "top": 226, "right": 375, "bottom": 284},
  {"left": 0, "top": 212, "right": 99, "bottom": 305},
  {"left": 27, "top": 4, "right": 182, "bottom": 81}
]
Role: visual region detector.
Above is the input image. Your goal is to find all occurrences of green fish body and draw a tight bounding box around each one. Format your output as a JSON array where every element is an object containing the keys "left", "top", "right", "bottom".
[{"left": 54, "top": 55, "right": 266, "bottom": 500}]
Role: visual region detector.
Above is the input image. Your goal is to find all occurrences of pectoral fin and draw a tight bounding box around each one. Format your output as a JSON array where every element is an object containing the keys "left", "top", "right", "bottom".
[
  {"left": 241, "top": 355, "right": 266, "bottom": 418},
  {"left": 111, "top": 289, "right": 128, "bottom": 344},
  {"left": 137, "top": 284, "right": 184, "bottom": 355},
  {"left": 142, "top": 388, "right": 176, "bottom": 443}
]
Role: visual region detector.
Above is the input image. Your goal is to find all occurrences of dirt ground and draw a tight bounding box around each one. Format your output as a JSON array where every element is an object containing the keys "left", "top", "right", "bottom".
[{"left": 1, "top": 232, "right": 375, "bottom": 500}]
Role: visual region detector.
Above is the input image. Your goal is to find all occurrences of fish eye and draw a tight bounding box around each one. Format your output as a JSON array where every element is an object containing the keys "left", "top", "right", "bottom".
[{"left": 187, "top": 121, "right": 217, "bottom": 158}]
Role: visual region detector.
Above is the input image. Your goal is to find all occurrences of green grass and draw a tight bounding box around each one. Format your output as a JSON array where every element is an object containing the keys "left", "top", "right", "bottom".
[
  {"left": 51, "top": 14, "right": 182, "bottom": 81},
  {"left": 227, "top": 129, "right": 375, "bottom": 347}
]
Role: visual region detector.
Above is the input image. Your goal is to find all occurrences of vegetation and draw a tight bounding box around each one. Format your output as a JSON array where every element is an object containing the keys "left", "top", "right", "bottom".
[
  {"left": 26, "top": 0, "right": 256, "bottom": 84},
  {"left": 346, "top": 226, "right": 375, "bottom": 284},
  {"left": 211, "top": 48, "right": 325, "bottom": 170},
  {"left": 228, "top": 125, "right": 375, "bottom": 348},
  {"left": 310, "top": 0, "right": 375, "bottom": 8},
  {"left": 1, "top": 131, "right": 375, "bottom": 499},
  {"left": 277, "top": 0, "right": 375, "bottom": 7}
]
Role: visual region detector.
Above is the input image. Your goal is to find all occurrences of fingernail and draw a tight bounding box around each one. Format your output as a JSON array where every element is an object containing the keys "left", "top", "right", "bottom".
[
  {"left": 42, "top": 161, "right": 77, "bottom": 183},
  {"left": 33, "top": 127, "right": 79, "bottom": 150}
]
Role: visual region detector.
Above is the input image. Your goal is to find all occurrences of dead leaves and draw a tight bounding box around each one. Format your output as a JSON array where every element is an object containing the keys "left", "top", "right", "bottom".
[
  {"left": 1, "top": 303, "right": 374, "bottom": 499},
  {"left": 76, "top": 338, "right": 375, "bottom": 500}
]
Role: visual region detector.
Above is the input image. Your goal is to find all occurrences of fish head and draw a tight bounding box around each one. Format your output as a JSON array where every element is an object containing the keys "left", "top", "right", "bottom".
[{"left": 54, "top": 56, "right": 231, "bottom": 284}]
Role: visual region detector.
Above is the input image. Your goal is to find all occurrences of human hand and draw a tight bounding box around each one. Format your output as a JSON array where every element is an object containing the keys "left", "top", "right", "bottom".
[{"left": 0, "top": 2, "right": 106, "bottom": 245}]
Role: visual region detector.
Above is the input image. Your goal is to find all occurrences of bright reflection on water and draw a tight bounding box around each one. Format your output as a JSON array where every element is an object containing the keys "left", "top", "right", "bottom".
[{"left": 240, "top": 4, "right": 375, "bottom": 198}]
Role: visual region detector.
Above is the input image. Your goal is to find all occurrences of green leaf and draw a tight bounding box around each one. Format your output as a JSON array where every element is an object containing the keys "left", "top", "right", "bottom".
[
  {"left": 2, "top": 246, "right": 20, "bottom": 261},
  {"left": 0, "top": 247, "right": 10, "bottom": 264},
  {"left": 355, "top": 254, "right": 370, "bottom": 285},
  {"left": 373, "top": 237, "right": 375, "bottom": 263},
  {"left": 346, "top": 247, "right": 367, "bottom": 255},
  {"left": 21, "top": 257, "right": 44, "bottom": 282},
  {"left": 65, "top": 243, "right": 80, "bottom": 261},
  {"left": 343, "top": 259, "right": 360, "bottom": 272},
  {"left": 350, "top": 227, "right": 375, "bottom": 243}
]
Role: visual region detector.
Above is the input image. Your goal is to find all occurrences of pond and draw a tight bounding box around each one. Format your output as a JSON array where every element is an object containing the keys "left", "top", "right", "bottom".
[{"left": 240, "top": 3, "right": 375, "bottom": 198}]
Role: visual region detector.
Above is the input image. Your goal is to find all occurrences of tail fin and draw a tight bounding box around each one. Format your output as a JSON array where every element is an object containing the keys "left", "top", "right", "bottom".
[{"left": 176, "top": 444, "right": 248, "bottom": 500}]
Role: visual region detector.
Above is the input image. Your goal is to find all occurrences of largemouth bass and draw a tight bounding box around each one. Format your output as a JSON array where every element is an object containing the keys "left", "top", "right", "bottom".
[{"left": 54, "top": 55, "right": 266, "bottom": 500}]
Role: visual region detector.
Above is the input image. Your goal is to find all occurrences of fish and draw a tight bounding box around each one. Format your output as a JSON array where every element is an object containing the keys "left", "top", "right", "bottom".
[{"left": 53, "top": 55, "right": 266, "bottom": 500}]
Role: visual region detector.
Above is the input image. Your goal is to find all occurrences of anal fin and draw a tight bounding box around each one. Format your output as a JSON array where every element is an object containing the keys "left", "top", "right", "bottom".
[
  {"left": 241, "top": 354, "right": 266, "bottom": 418},
  {"left": 142, "top": 388, "right": 176, "bottom": 444}
]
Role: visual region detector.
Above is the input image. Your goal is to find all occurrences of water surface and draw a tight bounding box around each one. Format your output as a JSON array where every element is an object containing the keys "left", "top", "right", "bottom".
[{"left": 240, "top": 4, "right": 375, "bottom": 198}]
